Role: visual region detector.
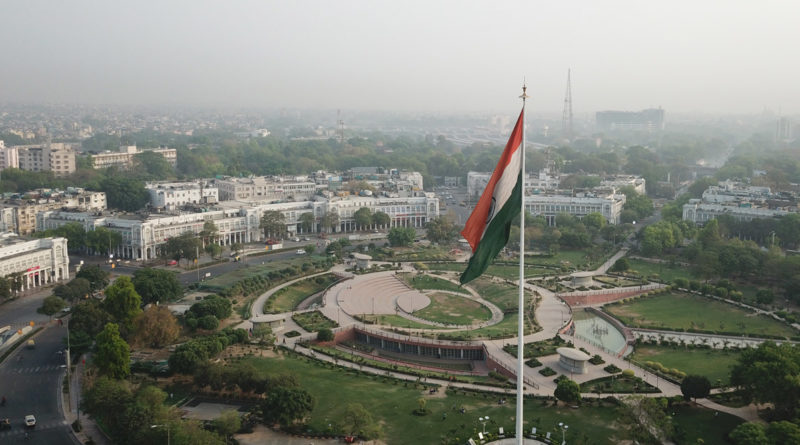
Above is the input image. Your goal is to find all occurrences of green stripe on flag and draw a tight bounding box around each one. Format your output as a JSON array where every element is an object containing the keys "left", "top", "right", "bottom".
[{"left": 460, "top": 173, "right": 522, "bottom": 285}]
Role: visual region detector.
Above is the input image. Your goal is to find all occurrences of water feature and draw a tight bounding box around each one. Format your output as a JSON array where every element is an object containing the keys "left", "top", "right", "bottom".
[{"left": 572, "top": 310, "right": 627, "bottom": 355}]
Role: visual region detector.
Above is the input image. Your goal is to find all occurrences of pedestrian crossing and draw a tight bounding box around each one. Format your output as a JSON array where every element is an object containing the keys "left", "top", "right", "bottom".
[
  {"left": 0, "top": 419, "right": 70, "bottom": 439},
  {"left": 0, "top": 364, "right": 65, "bottom": 375}
]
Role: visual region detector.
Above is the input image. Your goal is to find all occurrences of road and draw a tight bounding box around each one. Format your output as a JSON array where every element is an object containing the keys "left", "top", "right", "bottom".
[
  {"left": 0, "top": 325, "right": 77, "bottom": 444},
  {"left": 0, "top": 290, "right": 53, "bottom": 334}
]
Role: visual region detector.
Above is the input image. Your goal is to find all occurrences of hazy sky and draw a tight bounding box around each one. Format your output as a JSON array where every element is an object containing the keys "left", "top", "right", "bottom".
[{"left": 2, "top": 0, "right": 798, "bottom": 114}]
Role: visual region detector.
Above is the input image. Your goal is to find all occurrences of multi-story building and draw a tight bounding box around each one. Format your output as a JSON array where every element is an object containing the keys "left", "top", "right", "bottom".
[
  {"left": 1, "top": 188, "right": 106, "bottom": 235},
  {"left": 90, "top": 145, "right": 177, "bottom": 170},
  {"left": 600, "top": 175, "right": 646, "bottom": 195},
  {"left": 682, "top": 200, "right": 790, "bottom": 224},
  {"left": 0, "top": 234, "right": 70, "bottom": 290},
  {"left": 38, "top": 194, "right": 439, "bottom": 261},
  {"left": 216, "top": 176, "right": 316, "bottom": 202},
  {"left": 146, "top": 181, "right": 219, "bottom": 210},
  {"left": 701, "top": 180, "right": 771, "bottom": 204},
  {"left": 0, "top": 141, "right": 20, "bottom": 170},
  {"left": 596, "top": 108, "right": 665, "bottom": 132},
  {"left": 15, "top": 143, "right": 76, "bottom": 176},
  {"left": 524, "top": 192, "right": 626, "bottom": 225}
]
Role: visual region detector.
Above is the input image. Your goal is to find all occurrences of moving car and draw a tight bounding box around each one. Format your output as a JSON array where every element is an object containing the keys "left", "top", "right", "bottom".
[
  {"left": 295, "top": 249, "right": 306, "bottom": 255},
  {"left": 24, "top": 414, "right": 36, "bottom": 427}
]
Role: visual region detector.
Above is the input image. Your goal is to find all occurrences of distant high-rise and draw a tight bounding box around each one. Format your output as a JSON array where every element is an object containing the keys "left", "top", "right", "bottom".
[
  {"left": 561, "top": 69, "right": 573, "bottom": 141},
  {"left": 776, "top": 117, "right": 794, "bottom": 143},
  {"left": 596, "top": 108, "right": 665, "bottom": 132}
]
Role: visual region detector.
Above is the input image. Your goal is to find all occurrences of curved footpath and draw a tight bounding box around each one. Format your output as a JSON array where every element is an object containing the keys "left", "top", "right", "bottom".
[{"left": 248, "top": 250, "right": 761, "bottom": 422}]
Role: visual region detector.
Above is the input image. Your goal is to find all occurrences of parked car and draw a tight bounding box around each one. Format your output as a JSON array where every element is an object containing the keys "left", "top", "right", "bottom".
[
  {"left": 295, "top": 249, "right": 306, "bottom": 255},
  {"left": 167, "top": 260, "right": 178, "bottom": 266},
  {"left": 292, "top": 237, "right": 300, "bottom": 242},
  {"left": 265, "top": 238, "right": 279, "bottom": 245},
  {"left": 0, "top": 418, "right": 10, "bottom": 430},
  {"left": 24, "top": 414, "right": 36, "bottom": 428}
]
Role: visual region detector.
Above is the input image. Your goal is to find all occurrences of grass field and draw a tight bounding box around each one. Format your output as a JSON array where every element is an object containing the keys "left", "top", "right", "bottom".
[
  {"left": 434, "top": 313, "right": 534, "bottom": 341},
  {"left": 629, "top": 345, "right": 742, "bottom": 386},
  {"left": 504, "top": 336, "right": 569, "bottom": 358},
  {"left": 200, "top": 257, "right": 320, "bottom": 290},
  {"left": 526, "top": 249, "right": 608, "bottom": 269},
  {"left": 265, "top": 273, "right": 339, "bottom": 313},
  {"left": 672, "top": 405, "right": 743, "bottom": 445},
  {"left": 360, "top": 314, "right": 449, "bottom": 330},
  {"left": 606, "top": 292, "right": 797, "bottom": 338},
  {"left": 245, "top": 352, "right": 623, "bottom": 444},
  {"left": 414, "top": 292, "right": 492, "bottom": 326},
  {"left": 626, "top": 258, "right": 692, "bottom": 283},
  {"left": 292, "top": 311, "right": 338, "bottom": 332},
  {"left": 424, "top": 262, "right": 553, "bottom": 279},
  {"left": 468, "top": 277, "right": 533, "bottom": 312},
  {"left": 399, "top": 273, "right": 468, "bottom": 294}
]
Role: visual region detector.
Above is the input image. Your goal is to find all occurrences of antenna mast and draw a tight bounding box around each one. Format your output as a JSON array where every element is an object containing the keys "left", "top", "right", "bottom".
[
  {"left": 561, "top": 69, "right": 573, "bottom": 142},
  {"left": 337, "top": 109, "right": 345, "bottom": 145}
]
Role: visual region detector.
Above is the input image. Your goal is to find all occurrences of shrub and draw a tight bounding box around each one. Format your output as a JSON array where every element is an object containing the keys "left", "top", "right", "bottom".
[
  {"left": 197, "top": 314, "right": 220, "bottom": 330},
  {"left": 539, "top": 367, "right": 557, "bottom": 377},
  {"left": 673, "top": 278, "right": 689, "bottom": 289},
  {"left": 621, "top": 369, "right": 634, "bottom": 377},
  {"left": 317, "top": 328, "right": 334, "bottom": 342},
  {"left": 604, "top": 364, "right": 621, "bottom": 373}
]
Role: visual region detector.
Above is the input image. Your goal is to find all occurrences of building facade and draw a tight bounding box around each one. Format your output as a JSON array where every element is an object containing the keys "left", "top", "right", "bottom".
[
  {"left": 216, "top": 176, "right": 316, "bottom": 202},
  {"left": 14, "top": 143, "right": 76, "bottom": 176},
  {"left": 682, "top": 200, "right": 789, "bottom": 224},
  {"left": 0, "top": 234, "right": 70, "bottom": 290},
  {"left": 1, "top": 189, "right": 106, "bottom": 235},
  {"left": 90, "top": 145, "right": 177, "bottom": 170},
  {"left": 146, "top": 181, "right": 219, "bottom": 210},
  {"left": 596, "top": 108, "right": 665, "bottom": 132},
  {"left": 38, "top": 194, "right": 439, "bottom": 261},
  {"left": 0, "top": 142, "right": 20, "bottom": 170},
  {"left": 524, "top": 193, "right": 626, "bottom": 225}
]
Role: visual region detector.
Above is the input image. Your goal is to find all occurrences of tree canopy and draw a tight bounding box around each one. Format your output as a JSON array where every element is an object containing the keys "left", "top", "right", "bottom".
[
  {"left": 132, "top": 268, "right": 183, "bottom": 305},
  {"left": 94, "top": 323, "right": 131, "bottom": 379}
]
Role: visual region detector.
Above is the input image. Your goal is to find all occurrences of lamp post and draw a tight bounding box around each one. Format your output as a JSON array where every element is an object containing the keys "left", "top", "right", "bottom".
[
  {"left": 479, "top": 416, "right": 489, "bottom": 435},
  {"left": 558, "top": 422, "right": 568, "bottom": 445},
  {"left": 151, "top": 424, "right": 170, "bottom": 445}
]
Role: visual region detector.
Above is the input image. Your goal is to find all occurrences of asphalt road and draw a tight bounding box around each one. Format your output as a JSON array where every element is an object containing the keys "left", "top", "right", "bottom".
[
  {"left": 0, "top": 290, "right": 52, "bottom": 334},
  {"left": 0, "top": 325, "right": 76, "bottom": 445}
]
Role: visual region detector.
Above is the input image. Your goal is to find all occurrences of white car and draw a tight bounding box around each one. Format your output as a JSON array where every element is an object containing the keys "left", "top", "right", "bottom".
[
  {"left": 292, "top": 237, "right": 300, "bottom": 242},
  {"left": 295, "top": 249, "right": 306, "bottom": 255},
  {"left": 25, "top": 414, "right": 36, "bottom": 427}
]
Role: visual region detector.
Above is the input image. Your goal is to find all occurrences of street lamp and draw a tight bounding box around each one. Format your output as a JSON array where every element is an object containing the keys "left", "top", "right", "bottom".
[
  {"left": 479, "top": 416, "right": 489, "bottom": 435},
  {"left": 151, "top": 424, "right": 170, "bottom": 445},
  {"left": 558, "top": 422, "right": 568, "bottom": 445}
]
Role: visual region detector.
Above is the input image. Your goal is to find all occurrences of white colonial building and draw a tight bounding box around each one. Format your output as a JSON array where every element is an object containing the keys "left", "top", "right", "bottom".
[
  {"left": 37, "top": 194, "right": 439, "bottom": 261},
  {"left": 146, "top": 181, "right": 219, "bottom": 210},
  {"left": 216, "top": 176, "right": 317, "bottom": 202},
  {"left": 524, "top": 193, "right": 626, "bottom": 225},
  {"left": 0, "top": 234, "right": 70, "bottom": 290},
  {"left": 682, "top": 200, "right": 789, "bottom": 224}
]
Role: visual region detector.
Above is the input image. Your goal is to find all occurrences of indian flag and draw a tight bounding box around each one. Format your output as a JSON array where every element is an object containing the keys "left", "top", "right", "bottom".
[{"left": 460, "top": 109, "right": 523, "bottom": 285}]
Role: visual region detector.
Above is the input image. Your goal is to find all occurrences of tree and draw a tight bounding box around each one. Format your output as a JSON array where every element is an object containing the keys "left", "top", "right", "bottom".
[
  {"left": 132, "top": 268, "right": 183, "bottom": 305},
  {"left": 86, "top": 227, "right": 123, "bottom": 256},
  {"left": 610, "top": 258, "right": 630, "bottom": 273},
  {"left": 616, "top": 396, "right": 673, "bottom": 444},
  {"left": 131, "top": 306, "right": 180, "bottom": 348},
  {"left": 321, "top": 212, "right": 339, "bottom": 233},
  {"left": 425, "top": 217, "right": 459, "bottom": 244},
  {"left": 554, "top": 378, "right": 581, "bottom": 406},
  {"left": 354, "top": 207, "right": 372, "bottom": 230},
  {"left": 76, "top": 265, "right": 110, "bottom": 292},
  {"left": 205, "top": 242, "right": 222, "bottom": 259},
  {"left": 729, "top": 422, "right": 768, "bottom": 445},
  {"left": 163, "top": 232, "right": 201, "bottom": 263},
  {"left": 132, "top": 151, "right": 174, "bottom": 180},
  {"left": 200, "top": 220, "right": 219, "bottom": 247},
  {"left": 766, "top": 420, "right": 800, "bottom": 444},
  {"left": 94, "top": 323, "right": 131, "bottom": 379},
  {"left": 730, "top": 341, "right": 800, "bottom": 420},
  {"left": 339, "top": 403, "right": 383, "bottom": 440},
  {"left": 387, "top": 227, "right": 416, "bottom": 247},
  {"left": 299, "top": 212, "right": 315, "bottom": 233},
  {"left": 103, "top": 276, "right": 143, "bottom": 332},
  {"left": 317, "top": 328, "right": 334, "bottom": 342},
  {"left": 260, "top": 210, "right": 286, "bottom": 239},
  {"left": 38, "top": 295, "right": 67, "bottom": 317},
  {"left": 213, "top": 410, "right": 242, "bottom": 441},
  {"left": 755, "top": 289, "right": 775, "bottom": 305},
  {"left": 680, "top": 375, "right": 711, "bottom": 401},
  {"left": 253, "top": 324, "right": 274, "bottom": 344},
  {"left": 372, "top": 211, "right": 390, "bottom": 229},
  {"left": 99, "top": 176, "right": 149, "bottom": 212},
  {"left": 54, "top": 277, "right": 92, "bottom": 302},
  {"left": 261, "top": 386, "right": 315, "bottom": 426},
  {"left": 0, "top": 276, "right": 11, "bottom": 300}
]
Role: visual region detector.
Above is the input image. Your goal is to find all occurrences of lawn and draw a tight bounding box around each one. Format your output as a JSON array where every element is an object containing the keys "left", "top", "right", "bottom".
[
  {"left": 504, "top": 336, "right": 569, "bottom": 358},
  {"left": 359, "top": 314, "right": 448, "bottom": 330},
  {"left": 671, "top": 405, "right": 743, "bottom": 445},
  {"left": 292, "top": 311, "right": 338, "bottom": 332},
  {"left": 580, "top": 375, "right": 660, "bottom": 394},
  {"left": 399, "top": 273, "right": 468, "bottom": 294},
  {"left": 434, "top": 313, "right": 535, "bottom": 341},
  {"left": 526, "top": 249, "right": 609, "bottom": 270},
  {"left": 626, "top": 258, "right": 693, "bottom": 283},
  {"left": 606, "top": 292, "right": 797, "bottom": 338},
  {"left": 629, "top": 345, "right": 742, "bottom": 386},
  {"left": 413, "top": 292, "right": 492, "bottom": 326},
  {"left": 424, "top": 262, "right": 552, "bottom": 279},
  {"left": 245, "top": 352, "right": 622, "bottom": 444},
  {"left": 200, "top": 256, "right": 323, "bottom": 290},
  {"left": 468, "top": 277, "right": 533, "bottom": 312},
  {"left": 264, "top": 273, "right": 340, "bottom": 313}
]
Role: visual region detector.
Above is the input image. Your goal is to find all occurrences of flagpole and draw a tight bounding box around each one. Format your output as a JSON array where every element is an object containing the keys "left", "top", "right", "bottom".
[{"left": 516, "top": 83, "right": 528, "bottom": 444}]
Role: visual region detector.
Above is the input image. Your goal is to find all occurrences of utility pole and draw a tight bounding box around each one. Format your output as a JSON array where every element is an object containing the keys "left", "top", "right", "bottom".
[{"left": 196, "top": 246, "right": 200, "bottom": 283}]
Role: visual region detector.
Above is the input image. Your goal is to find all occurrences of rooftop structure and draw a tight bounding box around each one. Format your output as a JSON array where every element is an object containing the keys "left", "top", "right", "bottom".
[{"left": 146, "top": 181, "right": 218, "bottom": 210}]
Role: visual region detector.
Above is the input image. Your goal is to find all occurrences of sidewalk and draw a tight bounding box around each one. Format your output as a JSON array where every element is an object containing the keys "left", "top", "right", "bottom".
[{"left": 64, "top": 354, "right": 112, "bottom": 445}]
